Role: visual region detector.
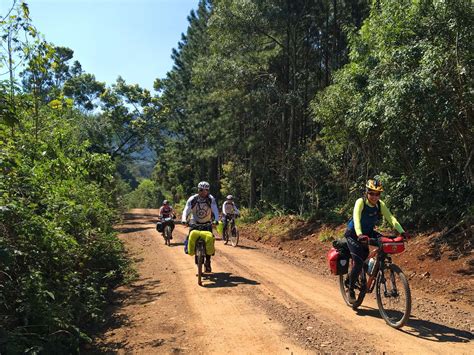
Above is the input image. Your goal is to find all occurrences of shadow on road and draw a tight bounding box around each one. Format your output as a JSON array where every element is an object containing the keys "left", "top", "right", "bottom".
[
  {"left": 119, "top": 278, "right": 165, "bottom": 306},
  {"left": 402, "top": 317, "right": 473, "bottom": 343},
  {"left": 235, "top": 244, "right": 258, "bottom": 250},
  {"left": 169, "top": 241, "right": 184, "bottom": 247},
  {"left": 203, "top": 272, "right": 260, "bottom": 288},
  {"left": 116, "top": 220, "right": 158, "bottom": 227},
  {"left": 115, "top": 226, "right": 156, "bottom": 234},
  {"left": 155, "top": 241, "right": 184, "bottom": 247},
  {"left": 83, "top": 277, "right": 165, "bottom": 353},
  {"left": 356, "top": 307, "right": 472, "bottom": 343},
  {"left": 122, "top": 213, "right": 159, "bottom": 220}
]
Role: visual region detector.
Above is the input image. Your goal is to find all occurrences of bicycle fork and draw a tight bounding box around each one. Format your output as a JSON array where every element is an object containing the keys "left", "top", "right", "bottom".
[{"left": 375, "top": 264, "right": 399, "bottom": 298}]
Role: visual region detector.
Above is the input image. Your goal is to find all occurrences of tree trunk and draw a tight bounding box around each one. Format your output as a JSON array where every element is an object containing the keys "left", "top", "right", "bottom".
[{"left": 249, "top": 162, "right": 256, "bottom": 209}]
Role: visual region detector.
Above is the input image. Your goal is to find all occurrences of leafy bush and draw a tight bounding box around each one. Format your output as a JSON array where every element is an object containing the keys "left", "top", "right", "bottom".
[
  {"left": 239, "top": 207, "right": 265, "bottom": 224},
  {"left": 0, "top": 104, "right": 130, "bottom": 352}
]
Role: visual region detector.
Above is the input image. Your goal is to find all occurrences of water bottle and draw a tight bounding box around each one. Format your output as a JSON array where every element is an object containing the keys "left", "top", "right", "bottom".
[{"left": 367, "top": 257, "right": 376, "bottom": 275}]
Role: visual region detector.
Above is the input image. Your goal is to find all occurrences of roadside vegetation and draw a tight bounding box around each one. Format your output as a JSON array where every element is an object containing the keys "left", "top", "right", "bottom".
[{"left": 1, "top": 0, "right": 472, "bottom": 352}]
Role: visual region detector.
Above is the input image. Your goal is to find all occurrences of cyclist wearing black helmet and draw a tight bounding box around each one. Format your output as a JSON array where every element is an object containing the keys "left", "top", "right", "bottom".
[{"left": 345, "top": 177, "right": 411, "bottom": 303}]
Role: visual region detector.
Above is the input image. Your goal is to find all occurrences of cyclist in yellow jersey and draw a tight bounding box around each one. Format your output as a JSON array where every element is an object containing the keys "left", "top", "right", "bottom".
[{"left": 345, "top": 178, "right": 411, "bottom": 303}]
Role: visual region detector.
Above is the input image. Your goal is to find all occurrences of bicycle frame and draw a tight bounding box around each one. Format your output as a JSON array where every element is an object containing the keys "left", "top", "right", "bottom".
[
  {"left": 225, "top": 217, "right": 235, "bottom": 233},
  {"left": 364, "top": 249, "right": 393, "bottom": 293}
]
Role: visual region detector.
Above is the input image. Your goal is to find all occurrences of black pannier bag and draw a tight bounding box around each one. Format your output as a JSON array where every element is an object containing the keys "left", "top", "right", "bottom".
[
  {"left": 332, "top": 238, "right": 350, "bottom": 275},
  {"left": 156, "top": 221, "right": 164, "bottom": 233}
]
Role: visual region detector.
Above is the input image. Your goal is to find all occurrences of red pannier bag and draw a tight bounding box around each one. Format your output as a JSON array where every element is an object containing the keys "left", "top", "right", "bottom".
[
  {"left": 327, "top": 247, "right": 349, "bottom": 275},
  {"left": 380, "top": 236, "right": 405, "bottom": 254}
]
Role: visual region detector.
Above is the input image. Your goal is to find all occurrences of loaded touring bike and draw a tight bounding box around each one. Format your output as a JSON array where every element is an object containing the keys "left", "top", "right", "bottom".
[
  {"left": 331, "top": 235, "right": 411, "bottom": 328},
  {"left": 162, "top": 217, "right": 174, "bottom": 246},
  {"left": 187, "top": 222, "right": 214, "bottom": 286}
]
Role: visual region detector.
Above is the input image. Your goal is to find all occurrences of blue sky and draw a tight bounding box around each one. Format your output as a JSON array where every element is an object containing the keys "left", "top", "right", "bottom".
[{"left": 14, "top": 0, "right": 199, "bottom": 91}]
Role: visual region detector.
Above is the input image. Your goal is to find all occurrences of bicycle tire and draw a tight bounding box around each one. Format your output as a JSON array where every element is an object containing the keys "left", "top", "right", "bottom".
[
  {"left": 164, "top": 226, "right": 171, "bottom": 246},
  {"left": 376, "top": 263, "right": 411, "bottom": 328},
  {"left": 230, "top": 227, "right": 239, "bottom": 247},
  {"left": 223, "top": 225, "right": 229, "bottom": 245},
  {"left": 339, "top": 259, "right": 366, "bottom": 309},
  {"left": 197, "top": 242, "right": 204, "bottom": 286}
]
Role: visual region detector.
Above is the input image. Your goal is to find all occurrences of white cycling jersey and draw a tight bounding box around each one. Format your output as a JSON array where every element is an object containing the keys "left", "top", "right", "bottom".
[
  {"left": 182, "top": 193, "right": 219, "bottom": 224},
  {"left": 222, "top": 201, "right": 240, "bottom": 216}
]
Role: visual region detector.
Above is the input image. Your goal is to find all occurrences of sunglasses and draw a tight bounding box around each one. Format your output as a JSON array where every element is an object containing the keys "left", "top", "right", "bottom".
[
  {"left": 368, "top": 191, "right": 381, "bottom": 197},
  {"left": 198, "top": 188, "right": 209, "bottom": 192}
]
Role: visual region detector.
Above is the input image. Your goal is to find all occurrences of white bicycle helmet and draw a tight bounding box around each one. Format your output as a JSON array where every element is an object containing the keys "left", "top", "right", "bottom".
[
  {"left": 197, "top": 181, "right": 210, "bottom": 190},
  {"left": 226, "top": 195, "right": 234, "bottom": 200}
]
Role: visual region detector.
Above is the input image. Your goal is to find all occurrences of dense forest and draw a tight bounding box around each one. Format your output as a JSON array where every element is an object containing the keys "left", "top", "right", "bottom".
[
  {"left": 1, "top": 0, "right": 472, "bottom": 352},
  {"left": 155, "top": 0, "right": 472, "bottom": 227}
]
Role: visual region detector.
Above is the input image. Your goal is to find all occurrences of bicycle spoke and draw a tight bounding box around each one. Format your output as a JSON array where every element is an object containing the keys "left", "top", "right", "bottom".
[{"left": 376, "top": 265, "right": 411, "bottom": 328}]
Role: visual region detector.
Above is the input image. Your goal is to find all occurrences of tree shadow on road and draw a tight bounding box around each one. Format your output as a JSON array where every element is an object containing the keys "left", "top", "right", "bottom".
[
  {"left": 355, "top": 307, "right": 472, "bottom": 343},
  {"left": 114, "top": 226, "right": 156, "bottom": 234},
  {"left": 203, "top": 272, "right": 260, "bottom": 288},
  {"left": 83, "top": 277, "right": 165, "bottom": 353},
  {"left": 122, "top": 278, "right": 165, "bottom": 305},
  {"left": 116, "top": 220, "right": 158, "bottom": 227},
  {"left": 122, "top": 212, "right": 159, "bottom": 220}
]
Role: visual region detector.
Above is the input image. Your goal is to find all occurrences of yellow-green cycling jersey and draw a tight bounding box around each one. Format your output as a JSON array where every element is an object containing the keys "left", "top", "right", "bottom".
[{"left": 348, "top": 198, "right": 405, "bottom": 236}]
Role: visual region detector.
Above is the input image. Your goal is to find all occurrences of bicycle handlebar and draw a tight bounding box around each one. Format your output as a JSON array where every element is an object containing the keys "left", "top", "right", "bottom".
[
  {"left": 187, "top": 222, "right": 214, "bottom": 230},
  {"left": 359, "top": 234, "right": 407, "bottom": 247}
]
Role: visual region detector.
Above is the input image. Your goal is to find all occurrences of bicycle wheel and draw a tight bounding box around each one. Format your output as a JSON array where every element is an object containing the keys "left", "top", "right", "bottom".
[
  {"left": 376, "top": 263, "right": 411, "bottom": 328},
  {"left": 197, "top": 243, "right": 204, "bottom": 286},
  {"left": 164, "top": 226, "right": 171, "bottom": 246},
  {"left": 339, "top": 258, "right": 366, "bottom": 309},
  {"left": 230, "top": 227, "right": 239, "bottom": 247},
  {"left": 223, "top": 225, "right": 229, "bottom": 245}
]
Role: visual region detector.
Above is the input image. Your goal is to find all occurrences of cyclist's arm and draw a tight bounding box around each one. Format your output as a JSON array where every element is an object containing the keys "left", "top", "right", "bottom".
[
  {"left": 181, "top": 197, "right": 192, "bottom": 223},
  {"left": 234, "top": 204, "right": 240, "bottom": 216},
  {"left": 211, "top": 196, "right": 219, "bottom": 222},
  {"left": 158, "top": 206, "right": 164, "bottom": 218},
  {"left": 379, "top": 200, "right": 405, "bottom": 234},
  {"left": 353, "top": 198, "right": 365, "bottom": 236},
  {"left": 222, "top": 202, "right": 227, "bottom": 216}
]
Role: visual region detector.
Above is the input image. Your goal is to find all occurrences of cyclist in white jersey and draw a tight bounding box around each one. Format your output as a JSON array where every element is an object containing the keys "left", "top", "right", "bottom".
[
  {"left": 182, "top": 181, "right": 219, "bottom": 272},
  {"left": 222, "top": 195, "right": 240, "bottom": 234}
]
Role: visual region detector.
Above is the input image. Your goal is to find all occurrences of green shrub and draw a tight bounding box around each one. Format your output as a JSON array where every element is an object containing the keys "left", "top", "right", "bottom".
[{"left": 0, "top": 107, "right": 130, "bottom": 352}]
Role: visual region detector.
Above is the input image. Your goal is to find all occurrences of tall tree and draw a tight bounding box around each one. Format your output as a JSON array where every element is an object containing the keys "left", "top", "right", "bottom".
[{"left": 312, "top": 0, "right": 473, "bottom": 225}]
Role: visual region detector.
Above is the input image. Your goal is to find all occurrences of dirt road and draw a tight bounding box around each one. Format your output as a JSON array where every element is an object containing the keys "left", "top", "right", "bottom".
[{"left": 92, "top": 209, "right": 473, "bottom": 354}]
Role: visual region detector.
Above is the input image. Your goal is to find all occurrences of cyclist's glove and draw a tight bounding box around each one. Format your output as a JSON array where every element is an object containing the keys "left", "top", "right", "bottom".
[
  {"left": 401, "top": 232, "right": 411, "bottom": 240},
  {"left": 357, "top": 235, "right": 369, "bottom": 244},
  {"left": 213, "top": 220, "right": 219, "bottom": 226}
]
